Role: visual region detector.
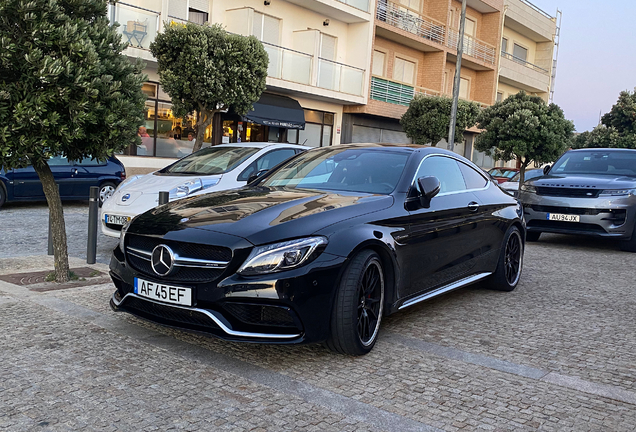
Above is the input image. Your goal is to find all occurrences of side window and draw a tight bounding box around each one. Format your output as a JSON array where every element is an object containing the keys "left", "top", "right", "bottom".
[
  {"left": 237, "top": 149, "right": 297, "bottom": 182},
  {"left": 415, "top": 156, "right": 466, "bottom": 194},
  {"left": 75, "top": 157, "right": 107, "bottom": 166},
  {"left": 47, "top": 156, "right": 70, "bottom": 166},
  {"left": 458, "top": 162, "right": 487, "bottom": 189}
]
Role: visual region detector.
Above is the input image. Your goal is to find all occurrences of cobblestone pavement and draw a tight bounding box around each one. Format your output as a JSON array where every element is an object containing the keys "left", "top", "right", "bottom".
[
  {"left": 0, "top": 202, "right": 118, "bottom": 264},
  {"left": 1, "top": 233, "right": 636, "bottom": 430}
]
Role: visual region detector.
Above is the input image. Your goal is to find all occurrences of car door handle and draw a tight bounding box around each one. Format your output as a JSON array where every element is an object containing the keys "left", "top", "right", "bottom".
[
  {"left": 468, "top": 202, "right": 480, "bottom": 211},
  {"left": 72, "top": 168, "right": 78, "bottom": 175}
]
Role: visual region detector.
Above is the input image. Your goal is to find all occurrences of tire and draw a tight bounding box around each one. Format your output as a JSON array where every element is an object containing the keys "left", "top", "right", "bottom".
[
  {"left": 620, "top": 226, "right": 636, "bottom": 252},
  {"left": 99, "top": 182, "right": 117, "bottom": 207},
  {"left": 486, "top": 226, "right": 523, "bottom": 292},
  {"left": 526, "top": 231, "right": 541, "bottom": 242},
  {"left": 0, "top": 185, "right": 6, "bottom": 209},
  {"left": 326, "top": 250, "right": 385, "bottom": 356}
]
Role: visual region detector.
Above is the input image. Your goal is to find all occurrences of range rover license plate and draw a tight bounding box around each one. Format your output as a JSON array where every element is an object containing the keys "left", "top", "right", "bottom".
[
  {"left": 105, "top": 214, "right": 131, "bottom": 226},
  {"left": 547, "top": 213, "right": 580, "bottom": 222},
  {"left": 134, "top": 278, "right": 192, "bottom": 306}
]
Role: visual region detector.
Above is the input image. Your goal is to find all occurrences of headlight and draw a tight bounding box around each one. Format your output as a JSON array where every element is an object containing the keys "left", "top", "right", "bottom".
[
  {"left": 520, "top": 184, "right": 536, "bottom": 193},
  {"left": 237, "top": 236, "right": 328, "bottom": 276},
  {"left": 599, "top": 189, "right": 635, "bottom": 197},
  {"left": 116, "top": 175, "right": 141, "bottom": 191},
  {"left": 119, "top": 218, "right": 131, "bottom": 252},
  {"left": 169, "top": 179, "right": 203, "bottom": 199}
]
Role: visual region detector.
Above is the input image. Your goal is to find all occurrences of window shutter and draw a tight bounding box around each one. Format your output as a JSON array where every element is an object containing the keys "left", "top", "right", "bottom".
[
  {"left": 403, "top": 60, "right": 415, "bottom": 85},
  {"left": 320, "top": 34, "right": 337, "bottom": 60},
  {"left": 372, "top": 51, "right": 385, "bottom": 77},
  {"left": 252, "top": 12, "right": 263, "bottom": 39},
  {"left": 262, "top": 14, "right": 280, "bottom": 44},
  {"left": 168, "top": 0, "right": 187, "bottom": 20},
  {"left": 459, "top": 78, "right": 469, "bottom": 99},
  {"left": 189, "top": 0, "right": 208, "bottom": 13},
  {"left": 513, "top": 44, "right": 528, "bottom": 61},
  {"left": 394, "top": 58, "right": 405, "bottom": 82}
]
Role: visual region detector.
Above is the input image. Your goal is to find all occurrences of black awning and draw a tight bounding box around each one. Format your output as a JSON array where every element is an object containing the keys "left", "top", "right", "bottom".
[{"left": 243, "top": 93, "right": 305, "bottom": 130}]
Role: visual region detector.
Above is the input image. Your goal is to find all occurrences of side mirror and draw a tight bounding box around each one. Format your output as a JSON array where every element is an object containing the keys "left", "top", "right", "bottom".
[
  {"left": 417, "top": 176, "right": 441, "bottom": 207},
  {"left": 543, "top": 165, "right": 551, "bottom": 175},
  {"left": 247, "top": 169, "right": 269, "bottom": 184}
]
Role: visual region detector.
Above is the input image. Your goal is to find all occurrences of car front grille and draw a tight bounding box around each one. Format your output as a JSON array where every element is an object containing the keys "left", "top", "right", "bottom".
[
  {"left": 105, "top": 223, "right": 124, "bottom": 231},
  {"left": 535, "top": 187, "right": 601, "bottom": 198},
  {"left": 125, "top": 234, "right": 231, "bottom": 283},
  {"left": 527, "top": 220, "right": 607, "bottom": 234},
  {"left": 223, "top": 303, "right": 296, "bottom": 327},
  {"left": 530, "top": 206, "right": 627, "bottom": 225}
]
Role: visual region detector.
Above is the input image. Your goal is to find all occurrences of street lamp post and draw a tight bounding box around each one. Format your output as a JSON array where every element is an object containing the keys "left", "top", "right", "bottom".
[{"left": 447, "top": 0, "right": 467, "bottom": 153}]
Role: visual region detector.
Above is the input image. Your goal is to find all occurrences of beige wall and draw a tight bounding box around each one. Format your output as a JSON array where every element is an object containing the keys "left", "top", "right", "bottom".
[{"left": 502, "top": 26, "right": 538, "bottom": 64}]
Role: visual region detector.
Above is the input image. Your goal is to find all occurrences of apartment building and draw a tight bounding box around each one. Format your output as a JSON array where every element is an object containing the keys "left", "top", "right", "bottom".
[
  {"left": 340, "top": 0, "right": 559, "bottom": 169},
  {"left": 110, "top": 0, "right": 374, "bottom": 172}
]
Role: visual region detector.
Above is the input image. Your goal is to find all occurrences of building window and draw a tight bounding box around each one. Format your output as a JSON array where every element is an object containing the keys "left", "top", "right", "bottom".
[
  {"left": 372, "top": 50, "right": 386, "bottom": 77},
  {"left": 393, "top": 57, "right": 416, "bottom": 85},
  {"left": 459, "top": 77, "right": 469, "bottom": 99},
  {"left": 188, "top": 8, "right": 208, "bottom": 25},
  {"left": 496, "top": 92, "right": 503, "bottom": 103},
  {"left": 513, "top": 43, "right": 528, "bottom": 62},
  {"left": 501, "top": 37, "right": 508, "bottom": 53},
  {"left": 287, "top": 109, "right": 334, "bottom": 148}
]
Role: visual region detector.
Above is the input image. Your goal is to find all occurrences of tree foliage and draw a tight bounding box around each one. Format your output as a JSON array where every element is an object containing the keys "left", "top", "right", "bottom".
[
  {"left": 572, "top": 89, "right": 636, "bottom": 149},
  {"left": 475, "top": 92, "right": 574, "bottom": 183},
  {"left": 400, "top": 95, "right": 481, "bottom": 146},
  {"left": 151, "top": 23, "right": 269, "bottom": 152},
  {"left": 0, "top": 0, "right": 146, "bottom": 281}
]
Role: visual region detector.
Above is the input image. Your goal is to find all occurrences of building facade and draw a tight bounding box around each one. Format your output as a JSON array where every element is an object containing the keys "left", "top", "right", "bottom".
[{"left": 111, "top": 0, "right": 558, "bottom": 173}]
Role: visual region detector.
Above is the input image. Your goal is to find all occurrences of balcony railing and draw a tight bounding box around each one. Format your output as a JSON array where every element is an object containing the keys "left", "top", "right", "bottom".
[
  {"left": 370, "top": 76, "right": 439, "bottom": 106},
  {"left": 262, "top": 42, "right": 313, "bottom": 86},
  {"left": 501, "top": 51, "right": 549, "bottom": 74},
  {"left": 446, "top": 29, "right": 496, "bottom": 65},
  {"left": 109, "top": 2, "right": 160, "bottom": 50},
  {"left": 376, "top": 1, "right": 445, "bottom": 45},
  {"left": 317, "top": 58, "right": 365, "bottom": 96},
  {"left": 336, "top": 0, "right": 370, "bottom": 12}
]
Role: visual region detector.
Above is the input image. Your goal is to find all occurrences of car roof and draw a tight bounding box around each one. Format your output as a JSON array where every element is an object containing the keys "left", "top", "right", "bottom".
[{"left": 213, "top": 142, "right": 307, "bottom": 150}]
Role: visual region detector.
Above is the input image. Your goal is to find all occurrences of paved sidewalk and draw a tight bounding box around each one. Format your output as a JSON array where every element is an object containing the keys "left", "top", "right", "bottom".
[{"left": 1, "top": 235, "right": 636, "bottom": 431}]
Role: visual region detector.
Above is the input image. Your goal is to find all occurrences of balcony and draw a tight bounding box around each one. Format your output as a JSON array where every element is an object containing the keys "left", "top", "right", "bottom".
[
  {"left": 376, "top": 1, "right": 497, "bottom": 66},
  {"left": 262, "top": 43, "right": 313, "bottom": 86},
  {"left": 317, "top": 59, "right": 365, "bottom": 96},
  {"left": 336, "top": 0, "right": 370, "bottom": 12},
  {"left": 370, "top": 76, "right": 439, "bottom": 106},
  {"left": 283, "top": 0, "right": 371, "bottom": 23},
  {"left": 109, "top": 2, "right": 160, "bottom": 51},
  {"left": 499, "top": 51, "right": 551, "bottom": 93},
  {"left": 376, "top": 1, "right": 445, "bottom": 47},
  {"left": 504, "top": 0, "right": 556, "bottom": 43}
]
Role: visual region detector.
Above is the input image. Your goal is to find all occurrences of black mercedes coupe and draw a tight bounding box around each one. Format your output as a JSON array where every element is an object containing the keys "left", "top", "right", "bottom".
[{"left": 110, "top": 144, "right": 525, "bottom": 355}]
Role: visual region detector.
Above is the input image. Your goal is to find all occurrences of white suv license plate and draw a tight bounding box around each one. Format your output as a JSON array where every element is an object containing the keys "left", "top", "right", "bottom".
[
  {"left": 134, "top": 278, "right": 193, "bottom": 306},
  {"left": 105, "top": 214, "right": 131, "bottom": 226},
  {"left": 547, "top": 213, "right": 580, "bottom": 222}
]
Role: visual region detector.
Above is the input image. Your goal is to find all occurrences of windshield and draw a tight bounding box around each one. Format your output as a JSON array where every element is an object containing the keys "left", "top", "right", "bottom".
[
  {"left": 551, "top": 150, "right": 636, "bottom": 176},
  {"left": 510, "top": 169, "right": 542, "bottom": 182},
  {"left": 262, "top": 147, "right": 410, "bottom": 194},
  {"left": 489, "top": 168, "right": 517, "bottom": 178},
  {"left": 160, "top": 146, "right": 259, "bottom": 175}
]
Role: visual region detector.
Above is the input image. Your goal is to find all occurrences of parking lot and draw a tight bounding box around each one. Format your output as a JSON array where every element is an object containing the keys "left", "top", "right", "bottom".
[{"left": 1, "top": 202, "right": 636, "bottom": 431}]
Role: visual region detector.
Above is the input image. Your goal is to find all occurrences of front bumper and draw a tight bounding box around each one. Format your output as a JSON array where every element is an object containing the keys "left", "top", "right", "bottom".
[
  {"left": 519, "top": 192, "right": 636, "bottom": 238},
  {"left": 109, "top": 245, "right": 346, "bottom": 344}
]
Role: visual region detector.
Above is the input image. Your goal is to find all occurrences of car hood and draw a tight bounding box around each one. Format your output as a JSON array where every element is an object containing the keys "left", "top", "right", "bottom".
[
  {"left": 112, "top": 173, "right": 223, "bottom": 206},
  {"left": 528, "top": 174, "right": 636, "bottom": 189},
  {"left": 129, "top": 187, "right": 394, "bottom": 245}
]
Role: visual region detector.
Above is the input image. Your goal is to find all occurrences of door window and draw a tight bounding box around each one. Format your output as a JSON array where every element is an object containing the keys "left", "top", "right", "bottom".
[
  {"left": 372, "top": 50, "right": 386, "bottom": 77},
  {"left": 75, "top": 157, "right": 107, "bottom": 166},
  {"left": 47, "top": 156, "right": 71, "bottom": 166},
  {"left": 237, "top": 148, "right": 297, "bottom": 181},
  {"left": 414, "top": 156, "right": 466, "bottom": 194},
  {"left": 458, "top": 162, "right": 488, "bottom": 189}
]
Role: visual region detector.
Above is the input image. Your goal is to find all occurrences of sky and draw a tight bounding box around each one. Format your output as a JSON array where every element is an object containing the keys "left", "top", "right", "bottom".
[{"left": 525, "top": 0, "right": 636, "bottom": 132}]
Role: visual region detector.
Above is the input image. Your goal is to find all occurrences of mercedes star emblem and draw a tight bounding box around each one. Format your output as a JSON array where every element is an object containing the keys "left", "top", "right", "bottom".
[{"left": 151, "top": 244, "right": 175, "bottom": 276}]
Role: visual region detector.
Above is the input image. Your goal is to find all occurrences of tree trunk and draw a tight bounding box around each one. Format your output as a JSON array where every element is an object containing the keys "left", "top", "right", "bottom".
[
  {"left": 519, "top": 159, "right": 530, "bottom": 185},
  {"left": 192, "top": 109, "right": 215, "bottom": 153},
  {"left": 32, "top": 160, "right": 70, "bottom": 283}
]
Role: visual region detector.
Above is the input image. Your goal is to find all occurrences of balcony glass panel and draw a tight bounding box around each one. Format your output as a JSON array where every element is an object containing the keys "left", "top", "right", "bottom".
[
  {"left": 263, "top": 43, "right": 312, "bottom": 85},
  {"left": 110, "top": 3, "right": 159, "bottom": 50},
  {"left": 337, "top": 0, "right": 370, "bottom": 12},
  {"left": 317, "top": 59, "right": 364, "bottom": 96}
]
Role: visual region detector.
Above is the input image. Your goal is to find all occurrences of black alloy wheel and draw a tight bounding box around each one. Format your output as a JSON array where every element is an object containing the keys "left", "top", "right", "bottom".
[
  {"left": 327, "top": 250, "right": 385, "bottom": 355},
  {"left": 357, "top": 258, "right": 384, "bottom": 347},
  {"left": 504, "top": 230, "right": 522, "bottom": 286},
  {"left": 487, "top": 226, "right": 523, "bottom": 292}
]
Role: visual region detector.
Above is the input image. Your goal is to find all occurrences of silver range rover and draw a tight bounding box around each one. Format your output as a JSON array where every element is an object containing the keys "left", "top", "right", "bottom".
[{"left": 518, "top": 148, "right": 636, "bottom": 251}]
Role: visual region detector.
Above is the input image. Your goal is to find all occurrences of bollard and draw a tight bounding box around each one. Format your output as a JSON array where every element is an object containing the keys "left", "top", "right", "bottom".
[
  {"left": 87, "top": 186, "right": 99, "bottom": 264},
  {"left": 158, "top": 191, "right": 169, "bottom": 206}
]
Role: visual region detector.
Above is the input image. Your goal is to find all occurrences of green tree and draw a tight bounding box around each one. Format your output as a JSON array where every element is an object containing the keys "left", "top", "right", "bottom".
[
  {"left": 475, "top": 92, "right": 574, "bottom": 184},
  {"left": 0, "top": 0, "right": 146, "bottom": 281},
  {"left": 602, "top": 88, "right": 636, "bottom": 136},
  {"left": 400, "top": 95, "right": 481, "bottom": 146},
  {"left": 150, "top": 23, "right": 269, "bottom": 152}
]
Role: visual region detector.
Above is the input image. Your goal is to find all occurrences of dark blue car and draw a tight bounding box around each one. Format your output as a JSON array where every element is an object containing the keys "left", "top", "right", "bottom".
[{"left": 0, "top": 155, "right": 126, "bottom": 209}]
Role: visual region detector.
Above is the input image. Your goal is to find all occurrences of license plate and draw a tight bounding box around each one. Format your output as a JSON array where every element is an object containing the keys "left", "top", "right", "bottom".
[
  {"left": 134, "top": 278, "right": 192, "bottom": 306},
  {"left": 547, "top": 213, "right": 580, "bottom": 222},
  {"left": 105, "top": 214, "right": 131, "bottom": 226}
]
